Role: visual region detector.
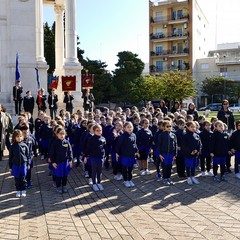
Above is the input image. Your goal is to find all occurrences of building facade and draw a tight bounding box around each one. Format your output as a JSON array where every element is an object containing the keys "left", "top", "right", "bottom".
[
  {"left": 0, "top": 0, "right": 82, "bottom": 112},
  {"left": 149, "top": 0, "right": 209, "bottom": 76}
]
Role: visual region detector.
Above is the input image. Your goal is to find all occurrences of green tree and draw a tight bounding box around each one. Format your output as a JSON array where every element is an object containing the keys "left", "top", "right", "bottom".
[
  {"left": 201, "top": 76, "right": 234, "bottom": 102},
  {"left": 44, "top": 22, "right": 55, "bottom": 74},
  {"left": 112, "top": 51, "right": 145, "bottom": 103},
  {"left": 160, "top": 71, "right": 196, "bottom": 101}
]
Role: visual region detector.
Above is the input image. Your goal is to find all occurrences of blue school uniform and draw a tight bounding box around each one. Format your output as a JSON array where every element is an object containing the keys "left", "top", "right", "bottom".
[
  {"left": 49, "top": 138, "right": 73, "bottom": 177},
  {"left": 9, "top": 142, "right": 30, "bottom": 178},
  {"left": 230, "top": 129, "right": 240, "bottom": 173},
  {"left": 136, "top": 128, "right": 153, "bottom": 159}
]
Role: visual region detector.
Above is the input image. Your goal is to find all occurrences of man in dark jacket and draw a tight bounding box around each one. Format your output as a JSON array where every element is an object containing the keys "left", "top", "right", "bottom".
[
  {"left": 13, "top": 80, "right": 23, "bottom": 115},
  {"left": 47, "top": 88, "right": 58, "bottom": 119},
  {"left": 23, "top": 91, "right": 35, "bottom": 115}
]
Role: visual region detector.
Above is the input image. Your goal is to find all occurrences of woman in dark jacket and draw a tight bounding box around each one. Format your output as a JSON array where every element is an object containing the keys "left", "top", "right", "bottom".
[
  {"left": 159, "top": 100, "right": 168, "bottom": 116},
  {"left": 187, "top": 103, "right": 199, "bottom": 121},
  {"left": 217, "top": 99, "right": 235, "bottom": 132}
]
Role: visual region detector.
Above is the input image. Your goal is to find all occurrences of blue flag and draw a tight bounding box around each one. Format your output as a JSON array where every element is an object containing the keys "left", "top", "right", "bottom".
[
  {"left": 35, "top": 68, "right": 40, "bottom": 89},
  {"left": 15, "top": 53, "right": 20, "bottom": 81}
]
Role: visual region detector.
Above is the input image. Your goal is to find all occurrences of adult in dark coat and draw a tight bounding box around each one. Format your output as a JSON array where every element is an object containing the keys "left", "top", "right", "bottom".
[
  {"left": 82, "top": 89, "right": 95, "bottom": 112},
  {"left": 13, "top": 80, "right": 23, "bottom": 115},
  {"left": 159, "top": 100, "right": 168, "bottom": 116},
  {"left": 63, "top": 91, "right": 74, "bottom": 114},
  {"left": 23, "top": 91, "right": 35, "bottom": 115},
  {"left": 187, "top": 103, "right": 199, "bottom": 121},
  {"left": 217, "top": 99, "right": 235, "bottom": 132},
  {"left": 47, "top": 88, "right": 58, "bottom": 119}
]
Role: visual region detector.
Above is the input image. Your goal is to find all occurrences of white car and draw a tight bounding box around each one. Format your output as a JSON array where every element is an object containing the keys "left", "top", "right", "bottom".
[{"left": 229, "top": 104, "right": 240, "bottom": 112}]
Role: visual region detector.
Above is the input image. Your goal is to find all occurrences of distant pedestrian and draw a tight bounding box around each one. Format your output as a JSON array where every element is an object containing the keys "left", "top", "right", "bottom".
[
  {"left": 48, "top": 88, "right": 58, "bottom": 119},
  {"left": 23, "top": 91, "right": 35, "bottom": 115},
  {"left": 36, "top": 88, "right": 47, "bottom": 112},
  {"left": 82, "top": 89, "right": 95, "bottom": 112},
  {"left": 63, "top": 91, "right": 74, "bottom": 114},
  {"left": 13, "top": 80, "right": 23, "bottom": 115}
]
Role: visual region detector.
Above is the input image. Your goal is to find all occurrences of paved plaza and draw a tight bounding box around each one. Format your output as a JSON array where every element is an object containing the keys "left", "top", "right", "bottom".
[{"left": 1, "top": 155, "right": 240, "bottom": 240}]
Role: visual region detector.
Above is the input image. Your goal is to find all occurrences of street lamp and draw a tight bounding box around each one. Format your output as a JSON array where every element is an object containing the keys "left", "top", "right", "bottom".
[{"left": 223, "top": 55, "right": 226, "bottom": 99}]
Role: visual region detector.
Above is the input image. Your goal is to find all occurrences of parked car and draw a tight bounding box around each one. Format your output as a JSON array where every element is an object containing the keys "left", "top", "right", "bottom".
[
  {"left": 199, "top": 103, "right": 222, "bottom": 111},
  {"left": 229, "top": 103, "right": 240, "bottom": 112}
]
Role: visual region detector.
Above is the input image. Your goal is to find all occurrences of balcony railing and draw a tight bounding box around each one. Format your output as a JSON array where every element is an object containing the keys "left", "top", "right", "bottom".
[
  {"left": 150, "top": 48, "right": 189, "bottom": 56},
  {"left": 150, "top": 32, "right": 189, "bottom": 40},
  {"left": 150, "top": 14, "right": 189, "bottom": 24}
]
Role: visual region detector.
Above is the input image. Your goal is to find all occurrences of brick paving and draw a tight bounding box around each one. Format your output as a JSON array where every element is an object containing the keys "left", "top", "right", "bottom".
[{"left": 1, "top": 155, "right": 240, "bottom": 240}]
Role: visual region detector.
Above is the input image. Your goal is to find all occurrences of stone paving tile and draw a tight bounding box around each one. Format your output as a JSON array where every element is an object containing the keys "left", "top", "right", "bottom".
[{"left": 1, "top": 156, "right": 240, "bottom": 239}]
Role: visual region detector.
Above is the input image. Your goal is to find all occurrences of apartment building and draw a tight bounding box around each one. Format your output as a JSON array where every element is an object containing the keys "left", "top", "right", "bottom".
[{"left": 149, "top": 0, "right": 209, "bottom": 75}]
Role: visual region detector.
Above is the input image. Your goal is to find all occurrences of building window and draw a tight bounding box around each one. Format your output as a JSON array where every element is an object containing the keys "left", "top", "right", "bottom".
[
  {"left": 155, "top": 11, "right": 163, "bottom": 22},
  {"left": 156, "top": 45, "right": 164, "bottom": 55},
  {"left": 178, "top": 28, "right": 183, "bottom": 36},
  {"left": 178, "top": 60, "right": 183, "bottom": 70},
  {"left": 177, "top": 43, "right": 183, "bottom": 53},
  {"left": 177, "top": 10, "right": 183, "bottom": 19},
  {"left": 201, "top": 63, "right": 209, "bottom": 69},
  {"left": 172, "top": 11, "right": 176, "bottom": 20},
  {"left": 156, "top": 61, "right": 163, "bottom": 72},
  {"left": 220, "top": 67, "right": 228, "bottom": 77}
]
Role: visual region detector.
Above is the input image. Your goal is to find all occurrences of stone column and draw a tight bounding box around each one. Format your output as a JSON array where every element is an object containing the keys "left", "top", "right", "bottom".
[
  {"left": 54, "top": 4, "right": 65, "bottom": 72},
  {"left": 36, "top": 0, "right": 46, "bottom": 63},
  {"left": 64, "top": 0, "right": 78, "bottom": 64}
]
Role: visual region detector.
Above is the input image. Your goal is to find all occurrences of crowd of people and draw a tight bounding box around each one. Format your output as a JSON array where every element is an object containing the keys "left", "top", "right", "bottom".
[{"left": 2, "top": 97, "right": 240, "bottom": 198}]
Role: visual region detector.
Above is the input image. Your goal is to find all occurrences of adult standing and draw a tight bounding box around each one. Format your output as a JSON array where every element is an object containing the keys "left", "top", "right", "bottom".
[
  {"left": 217, "top": 99, "right": 235, "bottom": 132},
  {"left": 63, "top": 91, "right": 74, "bottom": 114},
  {"left": 47, "top": 88, "right": 58, "bottom": 119},
  {"left": 171, "top": 101, "right": 181, "bottom": 114},
  {"left": 36, "top": 88, "right": 47, "bottom": 112},
  {"left": 0, "top": 104, "right": 13, "bottom": 160},
  {"left": 13, "top": 80, "right": 23, "bottom": 115},
  {"left": 159, "top": 100, "right": 168, "bottom": 116},
  {"left": 187, "top": 103, "right": 199, "bottom": 121},
  {"left": 82, "top": 89, "right": 95, "bottom": 112},
  {"left": 23, "top": 91, "right": 35, "bottom": 115}
]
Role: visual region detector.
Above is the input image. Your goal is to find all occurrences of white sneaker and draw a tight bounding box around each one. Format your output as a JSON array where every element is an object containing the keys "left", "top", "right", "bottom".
[
  {"left": 41, "top": 155, "right": 45, "bottom": 160},
  {"left": 236, "top": 173, "right": 240, "bottom": 179},
  {"left": 207, "top": 171, "right": 214, "bottom": 177},
  {"left": 201, "top": 171, "right": 206, "bottom": 177},
  {"left": 114, "top": 175, "right": 123, "bottom": 181},
  {"left": 88, "top": 178, "right": 93, "bottom": 185},
  {"left": 118, "top": 175, "right": 123, "bottom": 180},
  {"left": 92, "top": 184, "right": 99, "bottom": 191},
  {"left": 191, "top": 177, "right": 200, "bottom": 184},
  {"left": 73, "top": 157, "right": 77, "bottom": 163},
  {"left": 187, "top": 177, "right": 193, "bottom": 185},
  {"left": 16, "top": 191, "right": 21, "bottom": 198},
  {"left": 148, "top": 158, "right": 154, "bottom": 163},
  {"left": 140, "top": 170, "right": 146, "bottom": 176},
  {"left": 85, "top": 171, "right": 89, "bottom": 178},
  {"left": 128, "top": 180, "right": 135, "bottom": 187},
  {"left": 124, "top": 181, "right": 131, "bottom": 188},
  {"left": 97, "top": 183, "right": 104, "bottom": 191},
  {"left": 145, "top": 169, "right": 151, "bottom": 175},
  {"left": 21, "top": 190, "right": 26, "bottom": 197}
]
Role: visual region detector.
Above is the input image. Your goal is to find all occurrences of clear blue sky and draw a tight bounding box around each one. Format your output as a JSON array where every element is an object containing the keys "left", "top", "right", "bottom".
[{"left": 43, "top": 0, "right": 240, "bottom": 71}]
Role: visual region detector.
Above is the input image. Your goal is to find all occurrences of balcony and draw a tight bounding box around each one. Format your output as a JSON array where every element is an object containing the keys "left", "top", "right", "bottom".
[
  {"left": 150, "top": 32, "right": 189, "bottom": 42},
  {"left": 168, "top": 15, "right": 189, "bottom": 24},
  {"left": 150, "top": 48, "right": 189, "bottom": 58},
  {"left": 215, "top": 57, "right": 240, "bottom": 66},
  {"left": 150, "top": 14, "right": 189, "bottom": 25},
  {"left": 150, "top": 62, "right": 190, "bottom": 73}
]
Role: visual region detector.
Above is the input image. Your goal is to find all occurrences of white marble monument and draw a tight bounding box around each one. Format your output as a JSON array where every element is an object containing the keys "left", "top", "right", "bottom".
[{"left": 0, "top": 0, "right": 82, "bottom": 112}]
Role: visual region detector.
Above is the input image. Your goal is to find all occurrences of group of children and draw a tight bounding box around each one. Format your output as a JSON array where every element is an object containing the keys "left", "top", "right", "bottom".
[{"left": 8, "top": 103, "right": 240, "bottom": 197}]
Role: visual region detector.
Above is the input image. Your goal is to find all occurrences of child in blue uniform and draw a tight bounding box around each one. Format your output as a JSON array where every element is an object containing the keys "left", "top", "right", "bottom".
[
  {"left": 182, "top": 121, "right": 201, "bottom": 185},
  {"left": 210, "top": 120, "right": 230, "bottom": 181},
  {"left": 136, "top": 118, "right": 153, "bottom": 175},
  {"left": 199, "top": 121, "right": 214, "bottom": 177},
  {"left": 157, "top": 120, "right": 177, "bottom": 185},
  {"left": 175, "top": 119, "right": 186, "bottom": 178},
  {"left": 9, "top": 129, "right": 30, "bottom": 197},
  {"left": 85, "top": 125, "right": 106, "bottom": 191},
  {"left": 116, "top": 122, "right": 139, "bottom": 188},
  {"left": 230, "top": 120, "right": 240, "bottom": 179},
  {"left": 49, "top": 127, "right": 73, "bottom": 193},
  {"left": 21, "top": 123, "right": 38, "bottom": 188}
]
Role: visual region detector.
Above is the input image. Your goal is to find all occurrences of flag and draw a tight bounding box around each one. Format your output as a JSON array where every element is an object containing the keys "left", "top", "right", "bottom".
[
  {"left": 49, "top": 76, "right": 59, "bottom": 89},
  {"left": 81, "top": 73, "right": 94, "bottom": 89},
  {"left": 35, "top": 68, "right": 42, "bottom": 107},
  {"left": 62, "top": 76, "right": 76, "bottom": 91},
  {"left": 15, "top": 53, "right": 20, "bottom": 81},
  {"left": 35, "top": 68, "right": 40, "bottom": 89}
]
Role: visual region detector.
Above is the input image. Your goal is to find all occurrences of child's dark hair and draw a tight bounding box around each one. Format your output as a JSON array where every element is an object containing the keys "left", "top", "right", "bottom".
[
  {"left": 12, "top": 129, "right": 23, "bottom": 144},
  {"left": 202, "top": 120, "right": 211, "bottom": 128},
  {"left": 210, "top": 117, "right": 218, "bottom": 122},
  {"left": 177, "top": 119, "right": 185, "bottom": 126},
  {"left": 20, "top": 123, "right": 29, "bottom": 131},
  {"left": 186, "top": 121, "right": 196, "bottom": 128},
  {"left": 235, "top": 120, "right": 240, "bottom": 128}
]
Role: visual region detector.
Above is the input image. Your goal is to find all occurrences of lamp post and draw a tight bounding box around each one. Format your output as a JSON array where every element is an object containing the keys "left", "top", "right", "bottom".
[{"left": 223, "top": 55, "right": 226, "bottom": 99}]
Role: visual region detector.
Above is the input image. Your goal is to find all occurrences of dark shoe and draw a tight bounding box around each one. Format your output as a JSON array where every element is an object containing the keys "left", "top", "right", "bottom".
[
  {"left": 57, "top": 187, "right": 63, "bottom": 194},
  {"left": 26, "top": 182, "right": 33, "bottom": 189},
  {"left": 227, "top": 168, "right": 232, "bottom": 173},
  {"left": 220, "top": 175, "right": 227, "bottom": 182},
  {"left": 62, "top": 186, "right": 68, "bottom": 193}
]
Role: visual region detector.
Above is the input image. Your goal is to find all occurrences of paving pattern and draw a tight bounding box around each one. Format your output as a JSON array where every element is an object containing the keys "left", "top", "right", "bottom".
[{"left": 1, "top": 155, "right": 240, "bottom": 240}]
